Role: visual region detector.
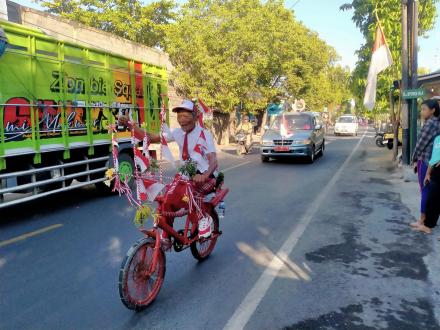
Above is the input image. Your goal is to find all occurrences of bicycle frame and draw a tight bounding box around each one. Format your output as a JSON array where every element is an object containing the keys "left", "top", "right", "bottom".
[{"left": 139, "top": 184, "right": 229, "bottom": 276}]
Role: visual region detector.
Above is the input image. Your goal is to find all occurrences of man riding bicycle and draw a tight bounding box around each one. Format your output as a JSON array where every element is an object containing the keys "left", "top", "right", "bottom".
[{"left": 118, "top": 99, "right": 218, "bottom": 243}]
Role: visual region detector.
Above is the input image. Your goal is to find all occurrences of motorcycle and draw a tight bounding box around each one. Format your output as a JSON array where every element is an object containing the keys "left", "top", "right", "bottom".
[
  {"left": 375, "top": 131, "right": 386, "bottom": 148},
  {"left": 235, "top": 130, "right": 252, "bottom": 155}
]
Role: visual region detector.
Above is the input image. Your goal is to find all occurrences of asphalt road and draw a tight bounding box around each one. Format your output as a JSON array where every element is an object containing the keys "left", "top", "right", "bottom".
[{"left": 1, "top": 127, "right": 439, "bottom": 330}]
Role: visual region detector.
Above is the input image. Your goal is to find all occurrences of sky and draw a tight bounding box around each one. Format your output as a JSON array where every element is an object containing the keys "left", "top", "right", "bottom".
[
  {"left": 13, "top": 0, "right": 440, "bottom": 72},
  {"left": 290, "top": 0, "right": 440, "bottom": 72}
]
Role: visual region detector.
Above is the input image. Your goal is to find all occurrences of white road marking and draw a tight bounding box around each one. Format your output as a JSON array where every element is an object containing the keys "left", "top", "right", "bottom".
[
  {"left": 223, "top": 130, "right": 367, "bottom": 330},
  {"left": 0, "top": 224, "right": 63, "bottom": 248},
  {"left": 222, "top": 161, "right": 251, "bottom": 173}
]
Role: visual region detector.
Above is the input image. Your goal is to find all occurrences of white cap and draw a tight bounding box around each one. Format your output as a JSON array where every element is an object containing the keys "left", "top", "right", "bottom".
[{"left": 172, "top": 99, "right": 195, "bottom": 113}]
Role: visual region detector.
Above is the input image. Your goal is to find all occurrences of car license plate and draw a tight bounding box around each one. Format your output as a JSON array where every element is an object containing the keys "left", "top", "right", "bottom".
[{"left": 274, "top": 146, "right": 289, "bottom": 152}]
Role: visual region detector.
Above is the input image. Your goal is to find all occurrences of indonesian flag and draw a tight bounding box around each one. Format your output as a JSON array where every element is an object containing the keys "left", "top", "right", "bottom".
[
  {"left": 160, "top": 133, "right": 176, "bottom": 167},
  {"left": 133, "top": 148, "right": 150, "bottom": 173},
  {"left": 193, "top": 130, "right": 209, "bottom": 172},
  {"left": 197, "top": 99, "right": 212, "bottom": 127},
  {"left": 364, "top": 25, "right": 393, "bottom": 110},
  {"left": 280, "top": 113, "right": 293, "bottom": 138},
  {"left": 138, "top": 178, "right": 164, "bottom": 202}
]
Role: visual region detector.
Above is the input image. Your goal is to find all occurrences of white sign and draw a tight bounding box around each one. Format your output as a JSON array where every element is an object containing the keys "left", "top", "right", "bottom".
[{"left": 0, "top": 0, "right": 8, "bottom": 20}]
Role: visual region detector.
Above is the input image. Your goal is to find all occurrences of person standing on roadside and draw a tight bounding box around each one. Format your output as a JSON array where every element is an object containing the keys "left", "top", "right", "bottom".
[
  {"left": 416, "top": 135, "right": 440, "bottom": 234},
  {"left": 410, "top": 99, "right": 440, "bottom": 231}
]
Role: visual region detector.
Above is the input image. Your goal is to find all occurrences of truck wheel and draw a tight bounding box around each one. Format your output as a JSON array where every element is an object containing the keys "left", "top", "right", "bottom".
[{"left": 261, "top": 155, "right": 269, "bottom": 163}]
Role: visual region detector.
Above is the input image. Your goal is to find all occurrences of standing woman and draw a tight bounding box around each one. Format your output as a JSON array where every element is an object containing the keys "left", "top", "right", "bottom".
[
  {"left": 410, "top": 99, "right": 440, "bottom": 231},
  {"left": 418, "top": 136, "right": 440, "bottom": 234}
]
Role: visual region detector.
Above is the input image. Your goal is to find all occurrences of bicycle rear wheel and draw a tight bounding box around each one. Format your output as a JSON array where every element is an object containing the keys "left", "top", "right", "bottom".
[
  {"left": 190, "top": 208, "right": 220, "bottom": 261},
  {"left": 119, "top": 237, "right": 166, "bottom": 311}
]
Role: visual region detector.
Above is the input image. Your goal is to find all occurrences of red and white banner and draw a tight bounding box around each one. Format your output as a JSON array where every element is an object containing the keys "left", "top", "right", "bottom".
[
  {"left": 133, "top": 148, "right": 150, "bottom": 173},
  {"left": 364, "top": 25, "right": 393, "bottom": 110},
  {"left": 193, "top": 130, "right": 209, "bottom": 172},
  {"left": 138, "top": 178, "right": 164, "bottom": 202}
]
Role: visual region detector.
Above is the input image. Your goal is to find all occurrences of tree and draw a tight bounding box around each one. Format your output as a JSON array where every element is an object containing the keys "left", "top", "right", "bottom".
[
  {"left": 341, "top": 0, "right": 439, "bottom": 116},
  {"left": 37, "top": 0, "right": 177, "bottom": 48},
  {"left": 165, "top": 0, "right": 350, "bottom": 114}
]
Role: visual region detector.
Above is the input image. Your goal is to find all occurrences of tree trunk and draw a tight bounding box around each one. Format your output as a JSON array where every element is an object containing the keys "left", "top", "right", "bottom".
[{"left": 261, "top": 110, "right": 268, "bottom": 135}]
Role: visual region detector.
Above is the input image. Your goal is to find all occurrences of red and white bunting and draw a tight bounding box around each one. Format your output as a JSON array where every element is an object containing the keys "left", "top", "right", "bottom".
[
  {"left": 197, "top": 98, "right": 212, "bottom": 128},
  {"left": 160, "top": 133, "right": 176, "bottom": 167}
]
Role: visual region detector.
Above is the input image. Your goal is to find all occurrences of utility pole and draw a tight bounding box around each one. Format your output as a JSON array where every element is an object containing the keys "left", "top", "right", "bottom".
[
  {"left": 401, "top": 0, "right": 410, "bottom": 165},
  {"left": 409, "top": 0, "right": 419, "bottom": 157}
]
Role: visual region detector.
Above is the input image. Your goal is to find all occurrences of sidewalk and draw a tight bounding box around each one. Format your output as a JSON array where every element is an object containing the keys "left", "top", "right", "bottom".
[{"left": 283, "top": 138, "right": 440, "bottom": 329}]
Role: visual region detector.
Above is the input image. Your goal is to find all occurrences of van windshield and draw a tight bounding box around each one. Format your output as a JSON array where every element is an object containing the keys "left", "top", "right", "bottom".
[
  {"left": 337, "top": 117, "right": 356, "bottom": 123},
  {"left": 271, "top": 114, "right": 313, "bottom": 131}
]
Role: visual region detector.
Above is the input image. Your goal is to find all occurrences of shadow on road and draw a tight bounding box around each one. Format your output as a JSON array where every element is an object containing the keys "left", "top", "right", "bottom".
[{"left": 263, "top": 156, "right": 324, "bottom": 166}]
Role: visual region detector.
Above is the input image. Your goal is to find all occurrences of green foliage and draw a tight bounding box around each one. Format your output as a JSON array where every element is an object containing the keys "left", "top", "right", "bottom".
[
  {"left": 37, "top": 0, "right": 177, "bottom": 48},
  {"left": 178, "top": 159, "right": 198, "bottom": 178},
  {"left": 148, "top": 159, "right": 159, "bottom": 173},
  {"left": 341, "top": 0, "right": 439, "bottom": 115},
  {"left": 165, "top": 0, "right": 351, "bottom": 113},
  {"left": 40, "top": 0, "right": 352, "bottom": 113}
]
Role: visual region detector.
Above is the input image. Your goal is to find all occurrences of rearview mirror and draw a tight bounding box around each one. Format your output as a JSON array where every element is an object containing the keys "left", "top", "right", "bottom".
[{"left": 315, "top": 124, "right": 322, "bottom": 130}]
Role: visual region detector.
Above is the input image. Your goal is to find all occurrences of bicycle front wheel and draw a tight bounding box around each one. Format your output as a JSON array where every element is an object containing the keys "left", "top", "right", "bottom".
[{"left": 118, "top": 237, "right": 166, "bottom": 311}]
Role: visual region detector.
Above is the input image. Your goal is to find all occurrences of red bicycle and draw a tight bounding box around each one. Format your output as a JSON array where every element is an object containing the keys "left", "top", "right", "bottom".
[{"left": 118, "top": 174, "right": 229, "bottom": 311}]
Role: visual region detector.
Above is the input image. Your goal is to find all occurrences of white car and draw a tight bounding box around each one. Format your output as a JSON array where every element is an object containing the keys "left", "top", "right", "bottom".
[{"left": 334, "top": 115, "right": 358, "bottom": 136}]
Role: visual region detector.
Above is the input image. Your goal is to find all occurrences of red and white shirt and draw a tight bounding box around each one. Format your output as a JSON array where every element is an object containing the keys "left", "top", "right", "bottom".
[{"left": 165, "top": 125, "right": 216, "bottom": 173}]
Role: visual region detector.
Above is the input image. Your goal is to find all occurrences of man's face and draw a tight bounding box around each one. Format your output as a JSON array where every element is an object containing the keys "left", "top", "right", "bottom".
[{"left": 177, "top": 110, "right": 196, "bottom": 132}]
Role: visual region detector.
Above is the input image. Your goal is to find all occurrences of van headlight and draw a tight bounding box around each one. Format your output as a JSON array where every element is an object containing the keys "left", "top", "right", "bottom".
[{"left": 261, "top": 140, "right": 273, "bottom": 146}]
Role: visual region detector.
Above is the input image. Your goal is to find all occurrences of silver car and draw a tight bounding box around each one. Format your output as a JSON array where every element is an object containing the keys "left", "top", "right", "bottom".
[{"left": 260, "top": 112, "right": 325, "bottom": 163}]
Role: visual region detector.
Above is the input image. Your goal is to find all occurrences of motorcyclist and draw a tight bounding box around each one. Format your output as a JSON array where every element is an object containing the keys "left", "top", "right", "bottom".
[{"left": 236, "top": 115, "right": 253, "bottom": 153}]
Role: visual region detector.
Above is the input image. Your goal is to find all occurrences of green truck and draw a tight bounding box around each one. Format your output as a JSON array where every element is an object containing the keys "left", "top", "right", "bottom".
[{"left": 0, "top": 20, "right": 168, "bottom": 208}]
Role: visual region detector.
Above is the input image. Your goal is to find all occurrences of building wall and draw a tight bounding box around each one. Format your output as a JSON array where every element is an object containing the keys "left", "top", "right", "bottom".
[{"left": 6, "top": 0, "right": 181, "bottom": 128}]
